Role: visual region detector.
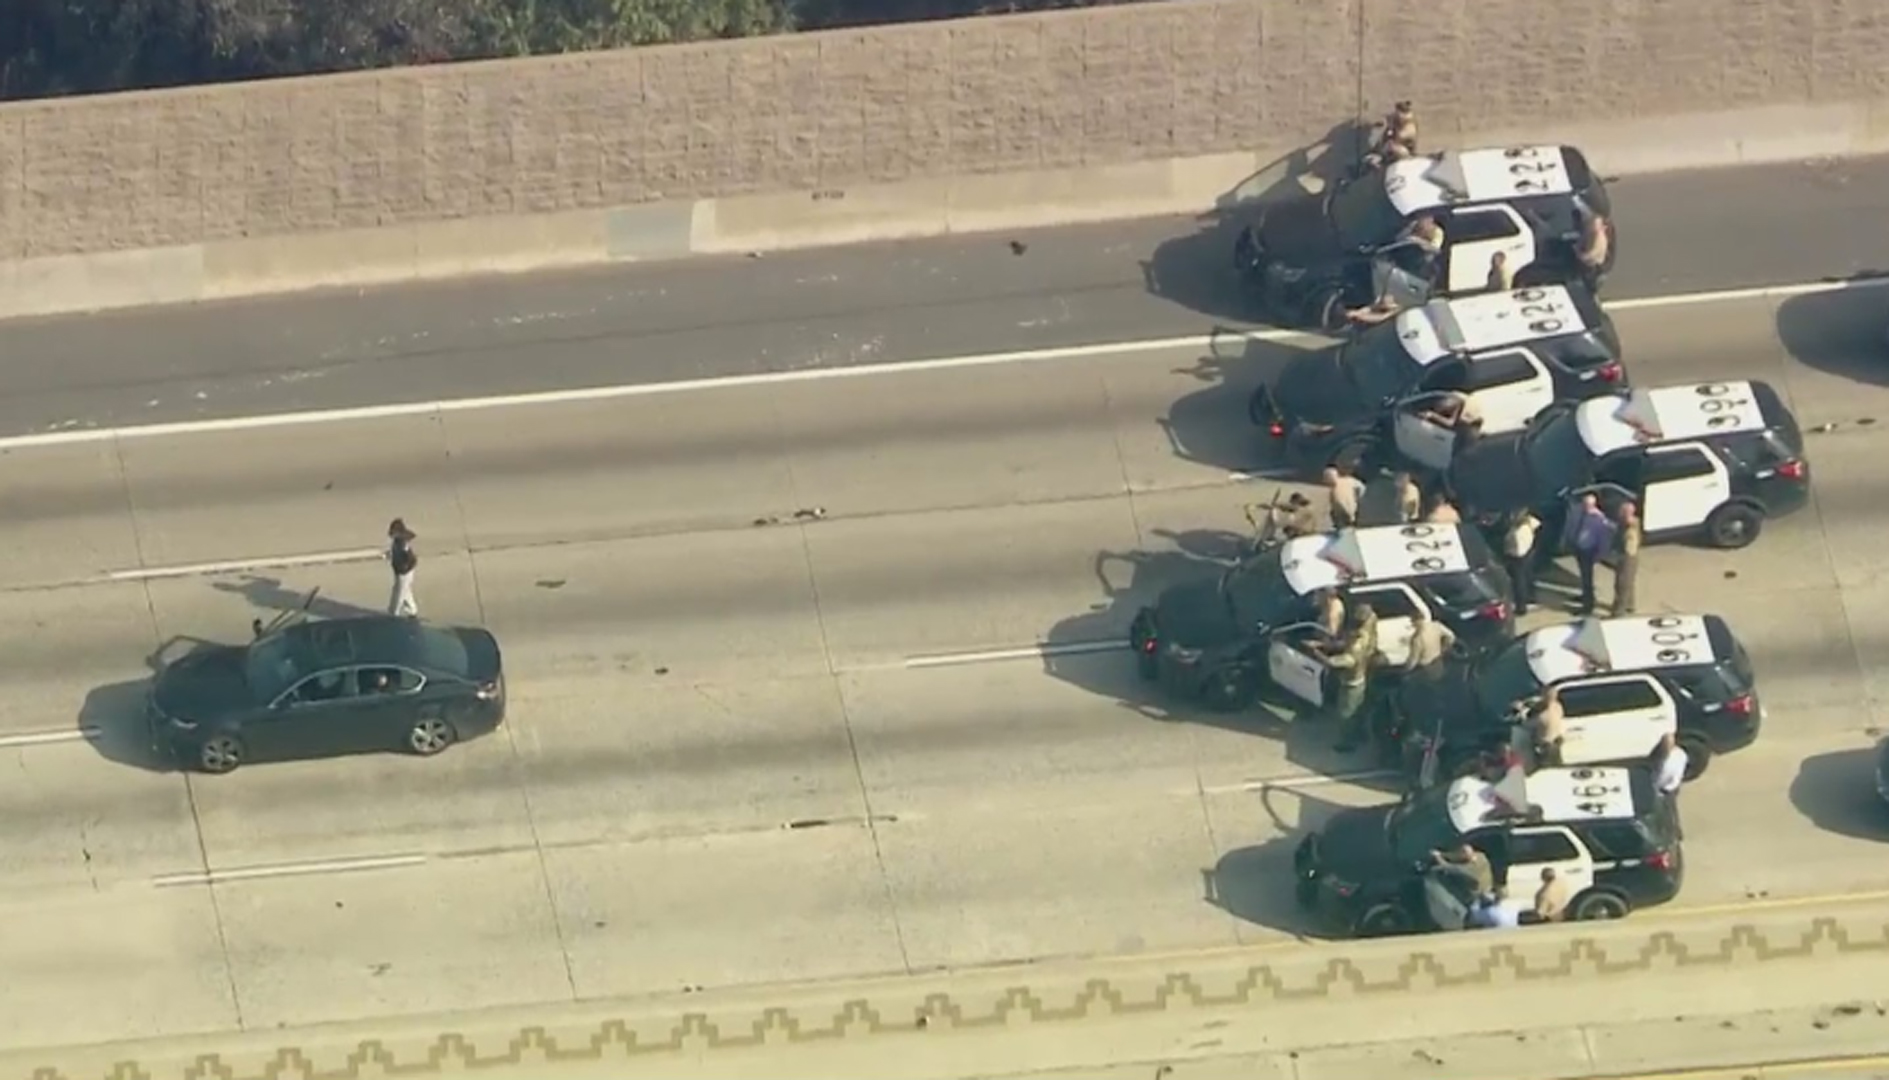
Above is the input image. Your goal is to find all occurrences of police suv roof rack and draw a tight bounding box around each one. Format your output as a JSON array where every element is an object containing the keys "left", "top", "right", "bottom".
[{"left": 252, "top": 587, "right": 322, "bottom": 640}]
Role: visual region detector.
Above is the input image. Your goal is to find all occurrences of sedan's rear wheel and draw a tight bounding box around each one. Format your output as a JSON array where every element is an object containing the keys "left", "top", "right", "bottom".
[
  {"left": 199, "top": 735, "right": 244, "bottom": 775},
  {"left": 408, "top": 717, "right": 457, "bottom": 757}
]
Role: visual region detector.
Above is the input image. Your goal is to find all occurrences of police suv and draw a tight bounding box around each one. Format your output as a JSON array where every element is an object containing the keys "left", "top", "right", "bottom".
[
  {"left": 1294, "top": 763, "right": 1683, "bottom": 937},
  {"left": 1233, "top": 145, "right": 1617, "bottom": 331},
  {"left": 1447, "top": 379, "right": 1811, "bottom": 549},
  {"left": 1129, "top": 523, "right": 1513, "bottom": 713},
  {"left": 1393, "top": 614, "right": 1762, "bottom": 783},
  {"left": 1250, "top": 284, "right": 1626, "bottom": 473}
]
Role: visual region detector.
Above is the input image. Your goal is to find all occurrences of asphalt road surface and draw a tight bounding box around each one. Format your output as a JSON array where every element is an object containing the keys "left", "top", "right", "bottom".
[
  {"left": 0, "top": 155, "right": 1886, "bottom": 437},
  {"left": 2, "top": 159, "right": 1889, "bottom": 1054}
]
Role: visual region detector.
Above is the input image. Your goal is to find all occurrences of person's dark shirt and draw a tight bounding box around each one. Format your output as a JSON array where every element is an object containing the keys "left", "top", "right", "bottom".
[{"left": 390, "top": 539, "right": 418, "bottom": 575}]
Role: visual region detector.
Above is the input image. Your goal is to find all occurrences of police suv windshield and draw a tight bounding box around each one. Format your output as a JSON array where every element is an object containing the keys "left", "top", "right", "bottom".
[
  {"left": 1221, "top": 555, "right": 1300, "bottom": 629},
  {"left": 1328, "top": 178, "right": 1406, "bottom": 250},
  {"left": 1471, "top": 638, "right": 1545, "bottom": 720},
  {"left": 1519, "top": 408, "right": 1597, "bottom": 496},
  {"left": 1341, "top": 325, "right": 1418, "bottom": 404}
]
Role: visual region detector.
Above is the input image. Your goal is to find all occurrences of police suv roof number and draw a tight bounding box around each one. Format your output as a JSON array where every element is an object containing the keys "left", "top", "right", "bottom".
[
  {"left": 1646, "top": 614, "right": 1700, "bottom": 665},
  {"left": 1398, "top": 524, "right": 1452, "bottom": 574},
  {"left": 1516, "top": 291, "right": 1568, "bottom": 336},
  {"left": 1503, "top": 147, "right": 1560, "bottom": 194},
  {"left": 1564, "top": 768, "right": 1625, "bottom": 816},
  {"left": 1694, "top": 383, "right": 1753, "bottom": 430}
]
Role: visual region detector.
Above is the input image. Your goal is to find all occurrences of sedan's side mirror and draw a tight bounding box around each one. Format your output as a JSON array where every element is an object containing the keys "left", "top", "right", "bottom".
[{"left": 251, "top": 618, "right": 264, "bottom": 639}]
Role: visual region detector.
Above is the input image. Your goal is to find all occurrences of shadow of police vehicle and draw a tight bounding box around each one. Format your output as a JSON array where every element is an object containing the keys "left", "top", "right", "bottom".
[
  {"left": 1128, "top": 522, "right": 1513, "bottom": 714},
  {"left": 1250, "top": 284, "right": 1626, "bottom": 474},
  {"left": 1293, "top": 762, "right": 1683, "bottom": 937},
  {"left": 147, "top": 591, "right": 508, "bottom": 774},
  {"left": 1233, "top": 145, "right": 1617, "bottom": 331},
  {"left": 1448, "top": 379, "right": 1811, "bottom": 551},
  {"left": 1391, "top": 614, "right": 1762, "bottom": 785}
]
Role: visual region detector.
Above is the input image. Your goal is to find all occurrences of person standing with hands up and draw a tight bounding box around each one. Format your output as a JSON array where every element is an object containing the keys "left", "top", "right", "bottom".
[{"left": 387, "top": 518, "right": 419, "bottom": 617}]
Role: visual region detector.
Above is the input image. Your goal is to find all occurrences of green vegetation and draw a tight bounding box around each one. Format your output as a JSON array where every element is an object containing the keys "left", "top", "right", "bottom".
[{"left": 0, "top": 0, "right": 1141, "bottom": 102}]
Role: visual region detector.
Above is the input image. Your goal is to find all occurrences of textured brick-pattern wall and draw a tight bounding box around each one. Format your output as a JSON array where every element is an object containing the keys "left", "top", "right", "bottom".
[
  {"left": 1, "top": 0, "right": 1886, "bottom": 260},
  {"left": 18, "top": 914, "right": 1889, "bottom": 1080}
]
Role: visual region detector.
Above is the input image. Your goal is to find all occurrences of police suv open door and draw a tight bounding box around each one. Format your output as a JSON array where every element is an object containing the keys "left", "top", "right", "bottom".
[
  {"left": 1265, "top": 622, "right": 1333, "bottom": 710},
  {"left": 1542, "top": 675, "right": 1676, "bottom": 765},
  {"left": 1390, "top": 393, "right": 1458, "bottom": 471}
]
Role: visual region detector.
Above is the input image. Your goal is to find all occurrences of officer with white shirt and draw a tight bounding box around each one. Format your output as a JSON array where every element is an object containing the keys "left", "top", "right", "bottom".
[{"left": 1652, "top": 731, "right": 1689, "bottom": 796}]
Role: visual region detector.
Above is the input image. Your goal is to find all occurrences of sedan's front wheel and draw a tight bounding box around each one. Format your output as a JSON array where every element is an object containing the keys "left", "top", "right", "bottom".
[
  {"left": 407, "top": 717, "right": 457, "bottom": 757},
  {"left": 198, "top": 735, "right": 244, "bottom": 775}
]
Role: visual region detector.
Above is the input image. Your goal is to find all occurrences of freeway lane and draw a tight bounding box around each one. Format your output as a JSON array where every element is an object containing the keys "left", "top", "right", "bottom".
[
  {"left": 2, "top": 287, "right": 1889, "bottom": 1053},
  {"left": 0, "top": 156, "right": 1887, "bottom": 438}
]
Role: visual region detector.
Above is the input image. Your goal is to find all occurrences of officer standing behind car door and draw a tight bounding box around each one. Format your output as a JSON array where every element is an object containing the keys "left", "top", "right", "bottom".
[
  {"left": 1328, "top": 606, "right": 1379, "bottom": 753},
  {"left": 1611, "top": 501, "right": 1643, "bottom": 616},
  {"left": 1504, "top": 510, "right": 1539, "bottom": 615},
  {"left": 387, "top": 518, "right": 419, "bottom": 617}
]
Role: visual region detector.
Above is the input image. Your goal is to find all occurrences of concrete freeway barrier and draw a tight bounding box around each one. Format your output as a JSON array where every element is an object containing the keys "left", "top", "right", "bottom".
[
  {"left": 1, "top": 0, "right": 1888, "bottom": 322},
  {"left": 12, "top": 896, "right": 1889, "bottom": 1080}
]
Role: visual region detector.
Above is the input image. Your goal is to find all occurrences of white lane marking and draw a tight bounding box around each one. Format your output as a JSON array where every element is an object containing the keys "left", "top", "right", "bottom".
[
  {"left": 104, "top": 548, "right": 384, "bottom": 582},
  {"left": 1606, "top": 275, "right": 1889, "bottom": 310},
  {"left": 1194, "top": 770, "right": 1398, "bottom": 796},
  {"left": 0, "top": 274, "right": 1879, "bottom": 455},
  {"left": 0, "top": 727, "right": 100, "bottom": 749},
  {"left": 152, "top": 853, "right": 427, "bottom": 888},
  {"left": 904, "top": 639, "right": 1126, "bottom": 669},
  {"left": 0, "top": 330, "right": 1311, "bottom": 452}
]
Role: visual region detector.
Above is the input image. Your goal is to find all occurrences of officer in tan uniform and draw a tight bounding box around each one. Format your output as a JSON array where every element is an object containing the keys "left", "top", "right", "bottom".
[{"left": 1328, "top": 605, "right": 1379, "bottom": 753}]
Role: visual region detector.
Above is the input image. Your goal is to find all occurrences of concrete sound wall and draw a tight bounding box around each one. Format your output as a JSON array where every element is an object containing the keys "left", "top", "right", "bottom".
[{"left": 2, "top": 0, "right": 1887, "bottom": 320}]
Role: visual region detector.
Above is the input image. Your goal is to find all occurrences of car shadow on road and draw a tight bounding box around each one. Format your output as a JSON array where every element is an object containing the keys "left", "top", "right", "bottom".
[
  {"left": 1789, "top": 746, "right": 1889, "bottom": 842},
  {"left": 1141, "top": 122, "right": 1369, "bottom": 324},
  {"left": 1160, "top": 334, "right": 1326, "bottom": 477},
  {"left": 1041, "top": 537, "right": 1401, "bottom": 787},
  {"left": 1203, "top": 783, "right": 1358, "bottom": 939},
  {"left": 1776, "top": 273, "right": 1889, "bottom": 388},
  {"left": 211, "top": 574, "right": 382, "bottom": 622}
]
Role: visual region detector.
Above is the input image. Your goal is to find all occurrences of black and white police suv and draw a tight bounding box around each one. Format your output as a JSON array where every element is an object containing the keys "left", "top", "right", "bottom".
[
  {"left": 1250, "top": 284, "right": 1626, "bottom": 473},
  {"left": 1128, "top": 523, "right": 1513, "bottom": 712},
  {"left": 1447, "top": 379, "right": 1811, "bottom": 550},
  {"left": 1233, "top": 145, "right": 1617, "bottom": 331},
  {"left": 1293, "top": 763, "right": 1683, "bottom": 937},
  {"left": 1392, "top": 614, "right": 1762, "bottom": 784}
]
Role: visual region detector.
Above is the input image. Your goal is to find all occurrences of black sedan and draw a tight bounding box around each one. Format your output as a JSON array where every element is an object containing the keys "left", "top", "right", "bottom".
[{"left": 148, "top": 614, "right": 506, "bottom": 773}]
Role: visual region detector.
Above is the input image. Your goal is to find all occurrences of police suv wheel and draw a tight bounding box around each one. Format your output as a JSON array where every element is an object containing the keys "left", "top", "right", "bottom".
[
  {"left": 1202, "top": 666, "right": 1261, "bottom": 713},
  {"left": 1678, "top": 733, "right": 1712, "bottom": 780},
  {"left": 1704, "top": 503, "right": 1763, "bottom": 549},
  {"left": 1356, "top": 903, "right": 1410, "bottom": 937},
  {"left": 1570, "top": 890, "right": 1631, "bottom": 921}
]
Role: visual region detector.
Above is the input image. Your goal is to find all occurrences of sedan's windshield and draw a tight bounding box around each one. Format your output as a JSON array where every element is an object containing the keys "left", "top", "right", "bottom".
[
  {"left": 1386, "top": 791, "right": 1461, "bottom": 864},
  {"left": 1328, "top": 178, "right": 1406, "bottom": 249},
  {"left": 1519, "top": 409, "right": 1597, "bottom": 496},
  {"left": 1340, "top": 326, "right": 1418, "bottom": 404},
  {"left": 1221, "top": 556, "right": 1299, "bottom": 628},
  {"left": 243, "top": 633, "right": 304, "bottom": 703},
  {"left": 1472, "top": 638, "right": 1545, "bottom": 720}
]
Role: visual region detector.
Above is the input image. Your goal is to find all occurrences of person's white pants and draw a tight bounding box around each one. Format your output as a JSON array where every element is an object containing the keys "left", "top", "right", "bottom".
[{"left": 389, "top": 572, "right": 418, "bottom": 617}]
